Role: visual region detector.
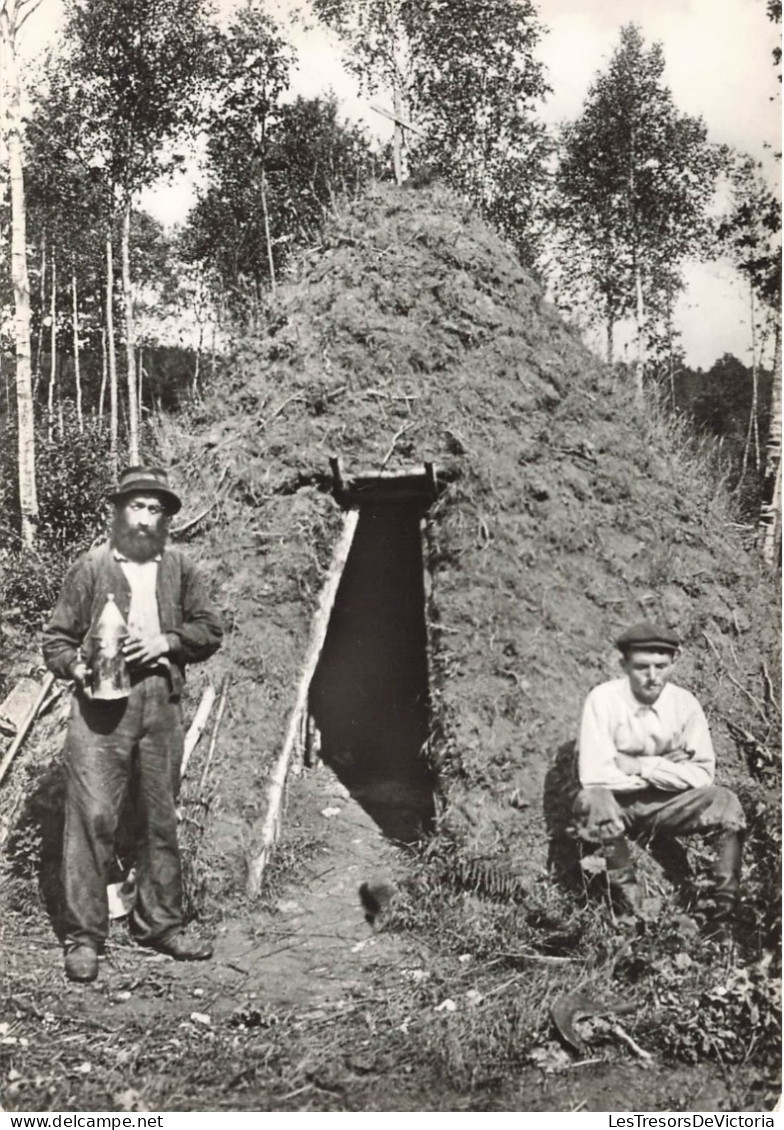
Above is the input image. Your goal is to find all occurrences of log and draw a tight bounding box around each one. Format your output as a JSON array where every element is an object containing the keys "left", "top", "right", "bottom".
[
  {"left": 179, "top": 682, "right": 217, "bottom": 781},
  {"left": 0, "top": 672, "right": 56, "bottom": 789},
  {"left": 246, "top": 508, "right": 360, "bottom": 895},
  {"left": 198, "top": 675, "right": 229, "bottom": 791}
]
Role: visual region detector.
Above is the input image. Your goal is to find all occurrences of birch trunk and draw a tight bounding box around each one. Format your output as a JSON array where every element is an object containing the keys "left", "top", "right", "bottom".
[
  {"left": 1, "top": 0, "right": 39, "bottom": 545},
  {"left": 121, "top": 201, "right": 139, "bottom": 462},
  {"left": 740, "top": 285, "right": 761, "bottom": 485},
  {"left": 137, "top": 343, "right": 143, "bottom": 425},
  {"left": 98, "top": 325, "right": 107, "bottom": 425},
  {"left": 33, "top": 234, "right": 45, "bottom": 398},
  {"left": 72, "top": 269, "right": 83, "bottom": 431},
  {"left": 47, "top": 252, "right": 56, "bottom": 440},
  {"left": 634, "top": 263, "right": 644, "bottom": 402},
  {"left": 106, "top": 232, "right": 118, "bottom": 465},
  {"left": 760, "top": 319, "right": 782, "bottom": 566},
  {"left": 260, "top": 169, "right": 276, "bottom": 293}
]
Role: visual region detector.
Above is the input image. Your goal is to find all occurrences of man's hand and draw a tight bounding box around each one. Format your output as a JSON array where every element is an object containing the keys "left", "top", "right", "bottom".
[
  {"left": 615, "top": 752, "right": 641, "bottom": 776},
  {"left": 664, "top": 747, "right": 692, "bottom": 763},
  {"left": 123, "top": 633, "right": 170, "bottom": 669},
  {"left": 71, "top": 660, "right": 93, "bottom": 698}
]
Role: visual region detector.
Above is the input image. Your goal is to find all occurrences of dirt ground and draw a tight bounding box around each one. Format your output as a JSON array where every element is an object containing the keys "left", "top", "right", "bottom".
[{"left": 0, "top": 746, "right": 772, "bottom": 1112}]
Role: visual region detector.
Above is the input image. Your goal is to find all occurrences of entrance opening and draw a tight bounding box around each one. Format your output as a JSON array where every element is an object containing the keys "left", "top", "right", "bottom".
[{"left": 308, "top": 496, "right": 436, "bottom": 844}]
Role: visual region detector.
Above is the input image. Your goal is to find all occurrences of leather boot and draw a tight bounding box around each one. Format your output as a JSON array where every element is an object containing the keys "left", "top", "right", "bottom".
[
  {"left": 704, "top": 830, "right": 743, "bottom": 939},
  {"left": 604, "top": 836, "right": 642, "bottom": 918}
]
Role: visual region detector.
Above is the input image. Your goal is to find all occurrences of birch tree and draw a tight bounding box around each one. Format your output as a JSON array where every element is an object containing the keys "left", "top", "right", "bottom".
[
  {"left": 311, "top": 0, "right": 550, "bottom": 257},
  {"left": 552, "top": 24, "right": 721, "bottom": 396},
  {"left": 311, "top": 0, "right": 412, "bottom": 183},
  {"left": 719, "top": 151, "right": 782, "bottom": 563},
  {"left": 62, "top": 0, "right": 214, "bottom": 463},
  {"left": 0, "top": 0, "right": 40, "bottom": 547}
]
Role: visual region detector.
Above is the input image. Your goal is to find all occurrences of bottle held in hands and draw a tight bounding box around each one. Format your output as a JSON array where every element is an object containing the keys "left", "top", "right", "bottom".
[{"left": 88, "top": 593, "right": 131, "bottom": 699}]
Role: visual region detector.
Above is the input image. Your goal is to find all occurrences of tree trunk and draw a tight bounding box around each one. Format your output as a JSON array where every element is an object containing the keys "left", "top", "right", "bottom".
[
  {"left": 47, "top": 251, "right": 57, "bottom": 440},
  {"left": 72, "top": 269, "right": 83, "bottom": 432},
  {"left": 121, "top": 200, "right": 139, "bottom": 463},
  {"left": 192, "top": 317, "right": 204, "bottom": 399},
  {"left": 260, "top": 169, "right": 276, "bottom": 293},
  {"left": 606, "top": 317, "right": 615, "bottom": 366},
  {"left": 759, "top": 318, "right": 782, "bottom": 566},
  {"left": 392, "top": 77, "right": 408, "bottom": 186},
  {"left": 1, "top": 0, "right": 39, "bottom": 546},
  {"left": 634, "top": 263, "right": 644, "bottom": 402},
  {"left": 98, "top": 325, "right": 107, "bottom": 425},
  {"left": 137, "top": 343, "right": 143, "bottom": 425},
  {"left": 33, "top": 234, "right": 45, "bottom": 400},
  {"left": 740, "top": 285, "right": 761, "bottom": 485},
  {"left": 750, "top": 286, "right": 761, "bottom": 470},
  {"left": 106, "top": 231, "right": 118, "bottom": 465}
]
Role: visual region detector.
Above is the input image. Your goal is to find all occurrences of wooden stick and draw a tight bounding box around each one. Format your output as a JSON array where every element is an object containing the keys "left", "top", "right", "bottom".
[
  {"left": 369, "top": 103, "right": 425, "bottom": 137},
  {"left": 378, "top": 422, "right": 415, "bottom": 472},
  {"left": 247, "top": 509, "right": 360, "bottom": 895},
  {"left": 199, "top": 675, "right": 230, "bottom": 791},
  {"left": 179, "top": 682, "right": 217, "bottom": 781},
  {"left": 0, "top": 672, "right": 55, "bottom": 788},
  {"left": 609, "top": 1021, "right": 653, "bottom": 1063}
]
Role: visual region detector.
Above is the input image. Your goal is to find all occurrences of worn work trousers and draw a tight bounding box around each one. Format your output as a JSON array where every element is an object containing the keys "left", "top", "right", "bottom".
[
  {"left": 573, "top": 784, "right": 746, "bottom": 844},
  {"left": 62, "top": 673, "right": 184, "bottom": 950}
]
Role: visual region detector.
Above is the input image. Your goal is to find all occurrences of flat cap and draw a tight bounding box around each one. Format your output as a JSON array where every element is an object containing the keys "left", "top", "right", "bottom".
[
  {"left": 108, "top": 466, "right": 182, "bottom": 514},
  {"left": 615, "top": 620, "right": 680, "bottom": 653}
]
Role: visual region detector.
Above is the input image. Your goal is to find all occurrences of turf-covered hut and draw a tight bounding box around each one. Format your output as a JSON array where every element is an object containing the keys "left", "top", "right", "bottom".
[{"left": 179, "top": 184, "right": 778, "bottom": 901}]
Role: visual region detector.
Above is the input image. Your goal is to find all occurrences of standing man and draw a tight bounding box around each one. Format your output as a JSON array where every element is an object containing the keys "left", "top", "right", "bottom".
[
  {"left": 573, "top": 621, "right": 746, "bottom": 934},
  {"left": 43, "top": 467, "right": 224, "bottom": 982}
]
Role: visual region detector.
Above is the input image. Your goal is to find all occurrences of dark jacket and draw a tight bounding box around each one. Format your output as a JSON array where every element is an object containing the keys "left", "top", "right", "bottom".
[{"left": 42, "top": 543, "right": 223, "bottom": 694}]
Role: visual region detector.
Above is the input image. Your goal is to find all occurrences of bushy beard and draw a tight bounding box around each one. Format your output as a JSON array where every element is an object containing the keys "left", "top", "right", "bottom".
[{"left": 111, "top": 511, "right": 169, "bottom": 563}]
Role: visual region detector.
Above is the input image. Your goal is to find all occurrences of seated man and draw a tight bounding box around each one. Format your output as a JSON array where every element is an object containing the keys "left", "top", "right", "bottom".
[{"left": 573, "top": 621, "right": 746, "bottom": 934}]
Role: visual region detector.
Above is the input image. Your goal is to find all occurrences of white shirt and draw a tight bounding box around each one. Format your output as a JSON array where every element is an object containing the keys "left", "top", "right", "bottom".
[
  {"left": 114, "top": 550, "right": 162, "bottom": 638},
  {"left": 577, "top": 677, "right": 715, "bottom": 793}
]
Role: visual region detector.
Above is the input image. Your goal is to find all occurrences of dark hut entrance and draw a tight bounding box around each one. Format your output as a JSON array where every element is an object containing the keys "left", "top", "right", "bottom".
[{"left": 307, "top": 466, "right": 437, "bottom": 844}]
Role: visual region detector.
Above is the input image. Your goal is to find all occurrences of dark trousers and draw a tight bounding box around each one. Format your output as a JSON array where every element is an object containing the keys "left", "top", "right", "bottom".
[
  {"left": 573, "top": 784, "right": 747, "bottom": 842},
  {"left": 62, "top": 674, "right": 184, "bottom": 949}
]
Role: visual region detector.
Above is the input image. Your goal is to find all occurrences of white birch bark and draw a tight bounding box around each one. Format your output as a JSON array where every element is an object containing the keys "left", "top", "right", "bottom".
[
  {"left": 72, "top": 269, "right": 83, "bottom": 432},
  {"left": 121, "top": 201, "right": 139, "bottom": 463},
  {"left": 0, "top": 0, "right": 40, "bottom": 546}
]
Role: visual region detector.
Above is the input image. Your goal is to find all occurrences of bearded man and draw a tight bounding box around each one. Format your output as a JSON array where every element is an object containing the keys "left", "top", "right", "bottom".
[
  {"left": 42, "top": 467, "right": 223, "bottom": 982},
  {"left": 572, "top": 621, "right": 746, "bottom": 936}
]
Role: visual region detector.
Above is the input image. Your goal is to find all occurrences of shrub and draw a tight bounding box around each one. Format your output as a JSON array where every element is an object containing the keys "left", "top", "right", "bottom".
[{"left": 0, "top": 407, "right": 114, "bottom": 630}]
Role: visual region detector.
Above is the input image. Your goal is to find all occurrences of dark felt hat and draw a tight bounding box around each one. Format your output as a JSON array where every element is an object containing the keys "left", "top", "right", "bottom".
[
  {"left": 108, "top": 466, "right": 182, "bottom": 514},
  {"left": 615, "top": 620, "right": 680, "bottom": 653}
]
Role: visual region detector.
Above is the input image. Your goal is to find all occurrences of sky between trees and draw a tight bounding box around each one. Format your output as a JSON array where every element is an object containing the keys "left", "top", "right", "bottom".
[{"left": 18, "top": 0, "right": 782, "bottom": 369}]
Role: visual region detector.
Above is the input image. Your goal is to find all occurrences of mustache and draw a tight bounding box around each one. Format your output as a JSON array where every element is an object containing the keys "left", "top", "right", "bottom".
[{"left": 111, "top": 513, "right": 169, "bottom": 561}]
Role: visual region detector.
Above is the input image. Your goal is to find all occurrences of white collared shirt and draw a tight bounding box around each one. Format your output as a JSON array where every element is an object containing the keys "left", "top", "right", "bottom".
[
  {"left": 577, "top": 677, "right": 715, "bottom": 793},
  {"left": 113, "top": 549, "right": 162, "bottom": 638}
]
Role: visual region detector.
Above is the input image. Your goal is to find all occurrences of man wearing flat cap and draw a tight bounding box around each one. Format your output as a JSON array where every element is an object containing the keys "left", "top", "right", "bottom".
[
  {"left": 43, "top": 467, "right": 223, "bottom": 982},
  {"left": 572, "top": 621, "right": 745, "bottom": 935}
]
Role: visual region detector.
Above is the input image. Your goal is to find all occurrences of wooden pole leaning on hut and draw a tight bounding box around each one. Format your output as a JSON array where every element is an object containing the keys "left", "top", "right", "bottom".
[
  {"left": 246, "top": 507, "right": 360, "bottom": 896},
  {"left": 179, "top": 681, "right": 217, "bottom": 782}
]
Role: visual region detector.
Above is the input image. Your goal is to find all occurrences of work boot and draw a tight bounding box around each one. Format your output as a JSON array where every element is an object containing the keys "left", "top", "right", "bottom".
[
  {"left": 604, "top": 837, "right": 643, "bottom": 919},
  {"left": 143, "top": 930, "right": 213, "bottom": 961},
  {"left": 64, "top": 943, "right": 99, "bottom": 983},
  {"left": 703, "top": 830, "right": 743, "bottom": 940}
]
